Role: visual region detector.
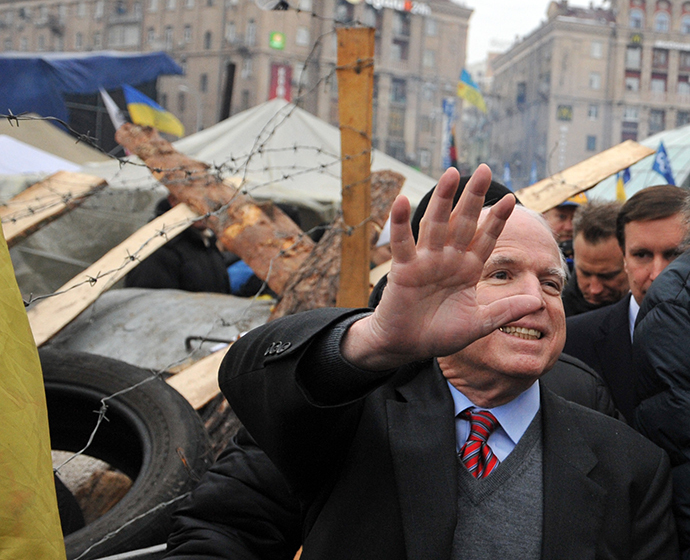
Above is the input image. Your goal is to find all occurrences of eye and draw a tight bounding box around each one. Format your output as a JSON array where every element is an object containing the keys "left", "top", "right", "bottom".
[
  {"left": 542, "top": 280, "right": 562, "bottom": 295},
  {"left": 631, "top": 250, "right": 652, "bottom": 260},
  {"left": 489, "top": 270, "right": 510, "bottom": 281}
]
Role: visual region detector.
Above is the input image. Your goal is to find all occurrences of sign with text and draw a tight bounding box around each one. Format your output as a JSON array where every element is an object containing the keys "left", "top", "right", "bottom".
[{"left": 269, "top": 63, "right": 292, "bottom": 101}]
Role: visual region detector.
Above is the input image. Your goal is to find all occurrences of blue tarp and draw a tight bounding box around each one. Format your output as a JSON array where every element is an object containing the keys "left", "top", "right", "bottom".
[{"left": 0, "top": 51, "right": 183, "bottom": 123}]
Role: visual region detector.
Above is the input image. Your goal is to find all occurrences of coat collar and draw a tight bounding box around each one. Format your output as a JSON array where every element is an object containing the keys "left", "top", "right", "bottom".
[{"left": 386, "top": 369, "right": 606, "bottom": 560}]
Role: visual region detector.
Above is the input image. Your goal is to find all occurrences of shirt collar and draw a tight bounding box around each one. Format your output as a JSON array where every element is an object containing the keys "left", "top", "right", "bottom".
[
  {"left": 628, "top": 293, "right": 639, "bottom": 341},
  {"left": 446, "top": 377, "right": 540, "bottom": 446}
]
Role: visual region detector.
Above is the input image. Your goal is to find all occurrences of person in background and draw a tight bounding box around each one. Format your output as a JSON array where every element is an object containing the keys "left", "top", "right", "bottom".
[
  {"left": 125, "top": 194, "right": 231, "bottom": 294},
  {"left": 561, "top": 200, "right": 628, "bottom": 317},
  {"left": 564, "top": 185, "right": 690, "bottom": 422},
  {"left": 542, "top": 193, "right": 588, "bottom": 270}
]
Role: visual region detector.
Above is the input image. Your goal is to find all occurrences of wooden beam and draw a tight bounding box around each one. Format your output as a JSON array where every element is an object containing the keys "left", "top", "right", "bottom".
[
  {"left": 335, "top": 27, "right": 375, "bottom": 308},
  {"left": 517, "top": 140, "right": 655, "bottom": 213},
  {"left": 0, "top": 171, "right": 107, "bottom": 247},
  {"left": 166, "top": 346, "right": 228, "bottom": 410},
  {"left": 27, "top": 203, "right": 199, "bottom": 347}
]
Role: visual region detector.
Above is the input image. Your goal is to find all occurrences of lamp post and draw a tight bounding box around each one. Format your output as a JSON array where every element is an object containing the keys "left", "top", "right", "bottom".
[{"left": 178, "top": 84, "right": 202, "bottom": 133}]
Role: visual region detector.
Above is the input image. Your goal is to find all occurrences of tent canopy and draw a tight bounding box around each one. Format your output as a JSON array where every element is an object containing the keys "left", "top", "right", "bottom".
[
  {"left": 173, "top": 98, "right": 437, "bottom": 215},
  {"left": 0, "top": 51, "right": 183, "bottom": 123},
  {"left": 589, "top": 123, "right": 690, "bottom": 200}
]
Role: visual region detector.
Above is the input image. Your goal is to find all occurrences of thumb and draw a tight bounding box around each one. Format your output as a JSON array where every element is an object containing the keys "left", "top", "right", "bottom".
[{"left": 476, "top": 295, "right": 543, "bottom": 338}]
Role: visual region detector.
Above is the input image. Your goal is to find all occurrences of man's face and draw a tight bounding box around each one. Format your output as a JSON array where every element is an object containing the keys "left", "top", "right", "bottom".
[
  {"left": 441, "top": 209, "right": 566, "bottom": 392},
  {"left": 573, "top": 234, "right": 629, "bottom": 305},
  {"left": 624, "top": 213, "right": 686, "bottom": 305},
  {"left": 542, "top": 205, "right": 577, "bottom": 243}
]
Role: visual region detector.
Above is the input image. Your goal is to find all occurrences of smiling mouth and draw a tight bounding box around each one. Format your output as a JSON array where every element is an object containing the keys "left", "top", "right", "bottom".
[{"left": 498, "top": 326, "right": 543, "bottom": 340}]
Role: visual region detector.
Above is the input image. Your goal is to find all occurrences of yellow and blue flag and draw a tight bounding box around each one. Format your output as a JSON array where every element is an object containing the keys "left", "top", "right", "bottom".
[
  {"left": 616, "top": 167, "right": 630, "bottom": 201},
  {"left": 652, "top": 141, "right": 675, "bottom": 185},
  {"left": 457, "top": 69, "right": 487, "bottom": 113},
  {"left": 123, "top": 84, "right": 185, "bottom": 137},
  {"left": 0, "top": 224, "right": 66, "bottom": 558}
]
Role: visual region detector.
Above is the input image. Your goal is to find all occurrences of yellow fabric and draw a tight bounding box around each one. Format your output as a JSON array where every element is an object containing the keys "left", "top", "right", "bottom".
[
  {"left": 616, "top": 175, "right": 627, "bottom": 202},
  {"left": 457, "top": 82, "right": 487, "bottom": 113},
  {"left": 128, "top": 102, "right": 185, "bottom": 137},
  {"left": 0, "top": 226, "right": 66, "bottom": 558}
]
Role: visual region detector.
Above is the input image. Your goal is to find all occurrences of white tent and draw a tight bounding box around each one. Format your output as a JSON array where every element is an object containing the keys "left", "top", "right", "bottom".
[{"left": 173, "top": 98, "right": 437, "bottom": 217}]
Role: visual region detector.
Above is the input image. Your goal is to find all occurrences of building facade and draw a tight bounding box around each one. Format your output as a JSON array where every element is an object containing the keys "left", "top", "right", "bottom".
[
  {"left": 489, "top": 0, "right": 690, "bottom": 190},
  {"left": 0, "top": 0, "right": 471, "bottom": 179}
]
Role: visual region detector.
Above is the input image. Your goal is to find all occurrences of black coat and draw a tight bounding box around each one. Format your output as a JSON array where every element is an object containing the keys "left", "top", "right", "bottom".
[
  {"left": 217, "top": 307, "right": 677, "bottom": 560},
  {"left": 564, "top": 294, "right": 634, "bottom": 422},
  {"left": 634, "top": 250, "right": 690, "bottom": 556}
]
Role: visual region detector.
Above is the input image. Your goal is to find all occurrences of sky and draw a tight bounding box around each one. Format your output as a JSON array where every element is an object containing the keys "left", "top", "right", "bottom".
[{"left": 456, "top": 0, "right": 554, "bottom": 65}]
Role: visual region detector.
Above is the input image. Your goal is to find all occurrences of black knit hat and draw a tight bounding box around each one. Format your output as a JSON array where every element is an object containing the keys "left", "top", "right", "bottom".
[{"left": 368, "top": 176, "right": 518, "bottom": 308}]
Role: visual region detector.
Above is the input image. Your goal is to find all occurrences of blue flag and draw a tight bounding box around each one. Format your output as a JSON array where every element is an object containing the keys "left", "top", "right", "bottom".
[{"left": 652, "top": 141, "right": 675, "bottom": 185}]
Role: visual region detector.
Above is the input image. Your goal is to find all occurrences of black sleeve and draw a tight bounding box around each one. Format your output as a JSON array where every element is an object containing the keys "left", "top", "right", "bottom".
[{"left": 165, "top": 428, "right": 303, "bottom": 560}]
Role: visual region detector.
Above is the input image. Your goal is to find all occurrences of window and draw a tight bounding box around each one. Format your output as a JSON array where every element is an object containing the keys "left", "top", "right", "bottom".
[
  {"left": 419, "top": 149, "right": 431, "bottom": 169},
  {"left": 166, "top": 0, "right": 176, "bottom": 9},
  {"left": 649, "top": 109, "right": 665, "bottom": 134},
  {"left": 422, "top": 81, "right": 435, "bottom": 101},
  {"left": 57, "top": 4, "right": 66, "bottom": 20},
  {"left": 37, "top": 35, "right": 45, "bottom": 51},
  {"left": 679, "top": 77, "right": 690, "bottom": 96},
  {"left": 75, "top": 32, "right": 82, "bottom": 49},
  {"left": 651, "top": 74, "right": 667, "bottom": 92},
  {"left": 586, "top": 135, "right": 597, "bottom": 151},
  {"left": 588, "top": 104, "right": 599, "bottom": 119},
  {"left": 621, "top": 121, "right": 638, "bottom": 141},
  {"left": 652, "top": 49, "right": 668, "bottom": 68},
  {"left": 629, "top": 8, "right": 644, "bottom": 28},
  {"left": 390, "top": 78, "right": 406, "bottom": 103},
  {"left": 425, "top": 18, "right": 437, "bottom": 36},
  {"left": 654, "top": 12, "right": 670, "bottom": 33},
  {"left": 226, "top": 22, "right": 236, "bottom": 43},
  {"left": 362, "top": 6, "right": 376, "bottom": 26},
  {"left": 186, "top": 0, "right": 194, "bottom": 7},
  {"left": 392, "top": 12, "right": 410, "bottom": 36},
  {"left": 204, "top": 30, "right": 211, "bottom": 49},
  {"left": 164, "top": 25, "right": 173, "bottom": 50},
  {"left": 677, "top": 111, "right": 690, "bottom": 127},
  {"left": 391, "top": 39, "right": 409, "bottom": 61},
  {"left": 589, "top": 72, "right": 601, "bottom": 90},
  {"left": 298, "top": 0, "right": 312, "bottom": 9},
  {"left": 149, "top": 0, "right": 158, "bottom": 11},
  {"left": 623, "top": 106, "right": 639, "bottom": 121},
  {"left": 183, "top": 24, "right": 191, "bottom": 43},
  {"left": 95, "top": 0, "right": 104, "bottom": 18},
  {"left": 20, "top": 37, "right": 28, "bottom": 51},
  {"left": 4, "top": 38, "right": 12, "bottom": 51},
  {"left": 241, "top": 57, "right": 252, "bottom": 78},
  {"left": 77, "top": 1, "right": 86, "bottom": 17},
  {"left": 516, "top": 82, "right": 526, "bottom": 105},
  {"left": 178, "top": 92, "right": 185, "bottom": 112},
  {"left": 93, "top": 31, "right": 101, "bottom": 48},
  {"left": 681, "top": 52, "right": 690, "bottom": 71},
  {"left": 246, "top": 19, "right": 256, "bottom": 46},
  {"left": 625, "top": 71, "right": 641, "bottom": 92},
  {"left": 147, "top": 27, "right": 155, "bottom": 44},
  {"left": 5, "top": 10, "right": 13, "bottom": 24},
  {"left": 241, "top": 89, "right": 250, "bottom": 111},
  {"left": 423, "top": 49, "right": 435, "bottom": 68},
  {"left": 296, "top": 26, "right": 309, "bottom": 46},
  {"left": 200, "top": 73, "right": 208, "bottom": 92},
  {"left": 591, "top": 41, "right": 603, "bottom": 59},
  {"left": 160, "top": 93, "right": 168, "bottom": 110},
  {"left": 55, "top": 36, "right": 63, "bottom": 51}
]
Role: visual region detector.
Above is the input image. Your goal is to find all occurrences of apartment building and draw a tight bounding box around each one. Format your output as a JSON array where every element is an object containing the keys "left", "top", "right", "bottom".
[
  {"left": 0, "top": 0, "right": 471, "bottom": 178},
  {"left": 489, "top": 0, "right": 690, "bottom": 190}
]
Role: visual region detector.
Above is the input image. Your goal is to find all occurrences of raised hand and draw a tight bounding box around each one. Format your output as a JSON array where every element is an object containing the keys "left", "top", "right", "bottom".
[{"left": 342, "top": 164, "right": 543, "bottom": 370}]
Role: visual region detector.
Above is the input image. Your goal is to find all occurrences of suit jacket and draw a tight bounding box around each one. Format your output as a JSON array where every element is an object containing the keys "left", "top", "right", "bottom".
[
  {"left": 564, "top": 294, "right": 635, "bottom": 421},
  {"left": 220, "top": 307, "right": 677, "bottom": 560}
]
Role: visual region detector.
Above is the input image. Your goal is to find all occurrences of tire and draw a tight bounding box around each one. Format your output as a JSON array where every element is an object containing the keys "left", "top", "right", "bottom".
[{"left": 40, "top": 348, "right": 212, "bottom": 560}]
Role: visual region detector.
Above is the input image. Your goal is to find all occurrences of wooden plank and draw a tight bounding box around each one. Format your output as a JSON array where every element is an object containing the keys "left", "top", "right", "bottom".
[
  {"left": 336, "top": 27, "right": 375, "bottom": 308},
  {"left": 517, "top": 140, "right": 655, "bottom": 213},
  {"left": 27, "top": 203, "right": 200, "bottom": 347},
  {"left": 0, "top": 171, "right": 107, "bottom": 247},
  {"left": 166, "top": 346, "right": 229, "bottom": 410}
]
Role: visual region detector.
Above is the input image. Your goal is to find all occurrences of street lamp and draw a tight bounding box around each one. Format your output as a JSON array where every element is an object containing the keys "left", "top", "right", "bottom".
[{"left": 178, "top": 84, "right": 202, "bottom": 133}]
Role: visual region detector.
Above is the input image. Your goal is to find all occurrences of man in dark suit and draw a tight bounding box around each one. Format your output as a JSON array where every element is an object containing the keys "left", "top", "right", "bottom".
[
  {"left": 220, "top": 165, "right": 678, "bottom": 559},
  {"left": 565, "top": 185, "right": 689, "bottom": 422}
]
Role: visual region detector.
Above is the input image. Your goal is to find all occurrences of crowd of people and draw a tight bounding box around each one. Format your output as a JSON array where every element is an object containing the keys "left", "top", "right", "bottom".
[{"left": 149, "top": 165, "right": 690, "bottom": 559}]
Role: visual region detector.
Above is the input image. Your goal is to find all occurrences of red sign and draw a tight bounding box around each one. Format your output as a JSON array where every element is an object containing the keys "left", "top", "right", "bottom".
[{"left": 269, "top": 64, "right": 292, "bottom": 102}]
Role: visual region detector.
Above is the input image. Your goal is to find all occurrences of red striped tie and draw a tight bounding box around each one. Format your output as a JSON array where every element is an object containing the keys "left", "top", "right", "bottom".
[{"left": 459, "top": 409, "right": 500, "bottom": 478}]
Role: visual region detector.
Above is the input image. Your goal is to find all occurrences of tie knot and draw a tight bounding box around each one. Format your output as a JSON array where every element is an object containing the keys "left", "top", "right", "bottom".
[{"left": 460, "top": 409, "right": 500, "bottom": 443}]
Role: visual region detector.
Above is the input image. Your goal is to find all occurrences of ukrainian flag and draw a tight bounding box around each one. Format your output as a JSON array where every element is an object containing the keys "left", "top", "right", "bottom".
[
  {"left": 616, "top": 167, "right": 631, "bottom": 202},
  {"left": 457, "top": 69, "right": 487, "bottom": 113},
  {"left": 123, "top": 84, "right": 185, "bottom": 137}
]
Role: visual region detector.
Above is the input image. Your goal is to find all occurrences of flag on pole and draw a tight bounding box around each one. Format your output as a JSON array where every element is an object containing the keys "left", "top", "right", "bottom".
[
  {"left": 616, "top": 167, "right": 631, "bottom": 202},
  {"left": 0, "top": 225, "right": 66, "bottom": 558},
  {"left": 652, "top": 141, "right": 675, "bottom": 185},
  {"left": 99, "top": 87, "right": 128, "bottom": 131},
  {"left": 503, "top": 162, "right": 513, "bottom": 191},
  {"left": 457, "top": 69, "right": 487, "bottom": 113},
  {"left": 449, "top": 124, "right": 458, "bottom": 169},
  {"left": 441, "top": 98, "right": 456, "bottom": 170},
  {"left": 122, "top": 84, "right": 185, "bottom": 137}
]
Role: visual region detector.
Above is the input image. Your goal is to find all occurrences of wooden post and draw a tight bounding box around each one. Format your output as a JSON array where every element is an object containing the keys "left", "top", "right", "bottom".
[{"left": 336, "top": 27, "right": 375, "bottom": 308}]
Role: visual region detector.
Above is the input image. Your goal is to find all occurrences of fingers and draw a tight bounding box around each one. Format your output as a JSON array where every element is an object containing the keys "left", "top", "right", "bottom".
[
  {"left": 447, "top": 164, "right": 494, "bottom": 253},
  {"left": 416, "top": 167, "right": 460, "bottom": 251},
  {"left": 468, "top": 194, "right": 517, "bottom": 261},
  {"left": 388, "top": 194, "right": 415, "bottom": 264}
]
